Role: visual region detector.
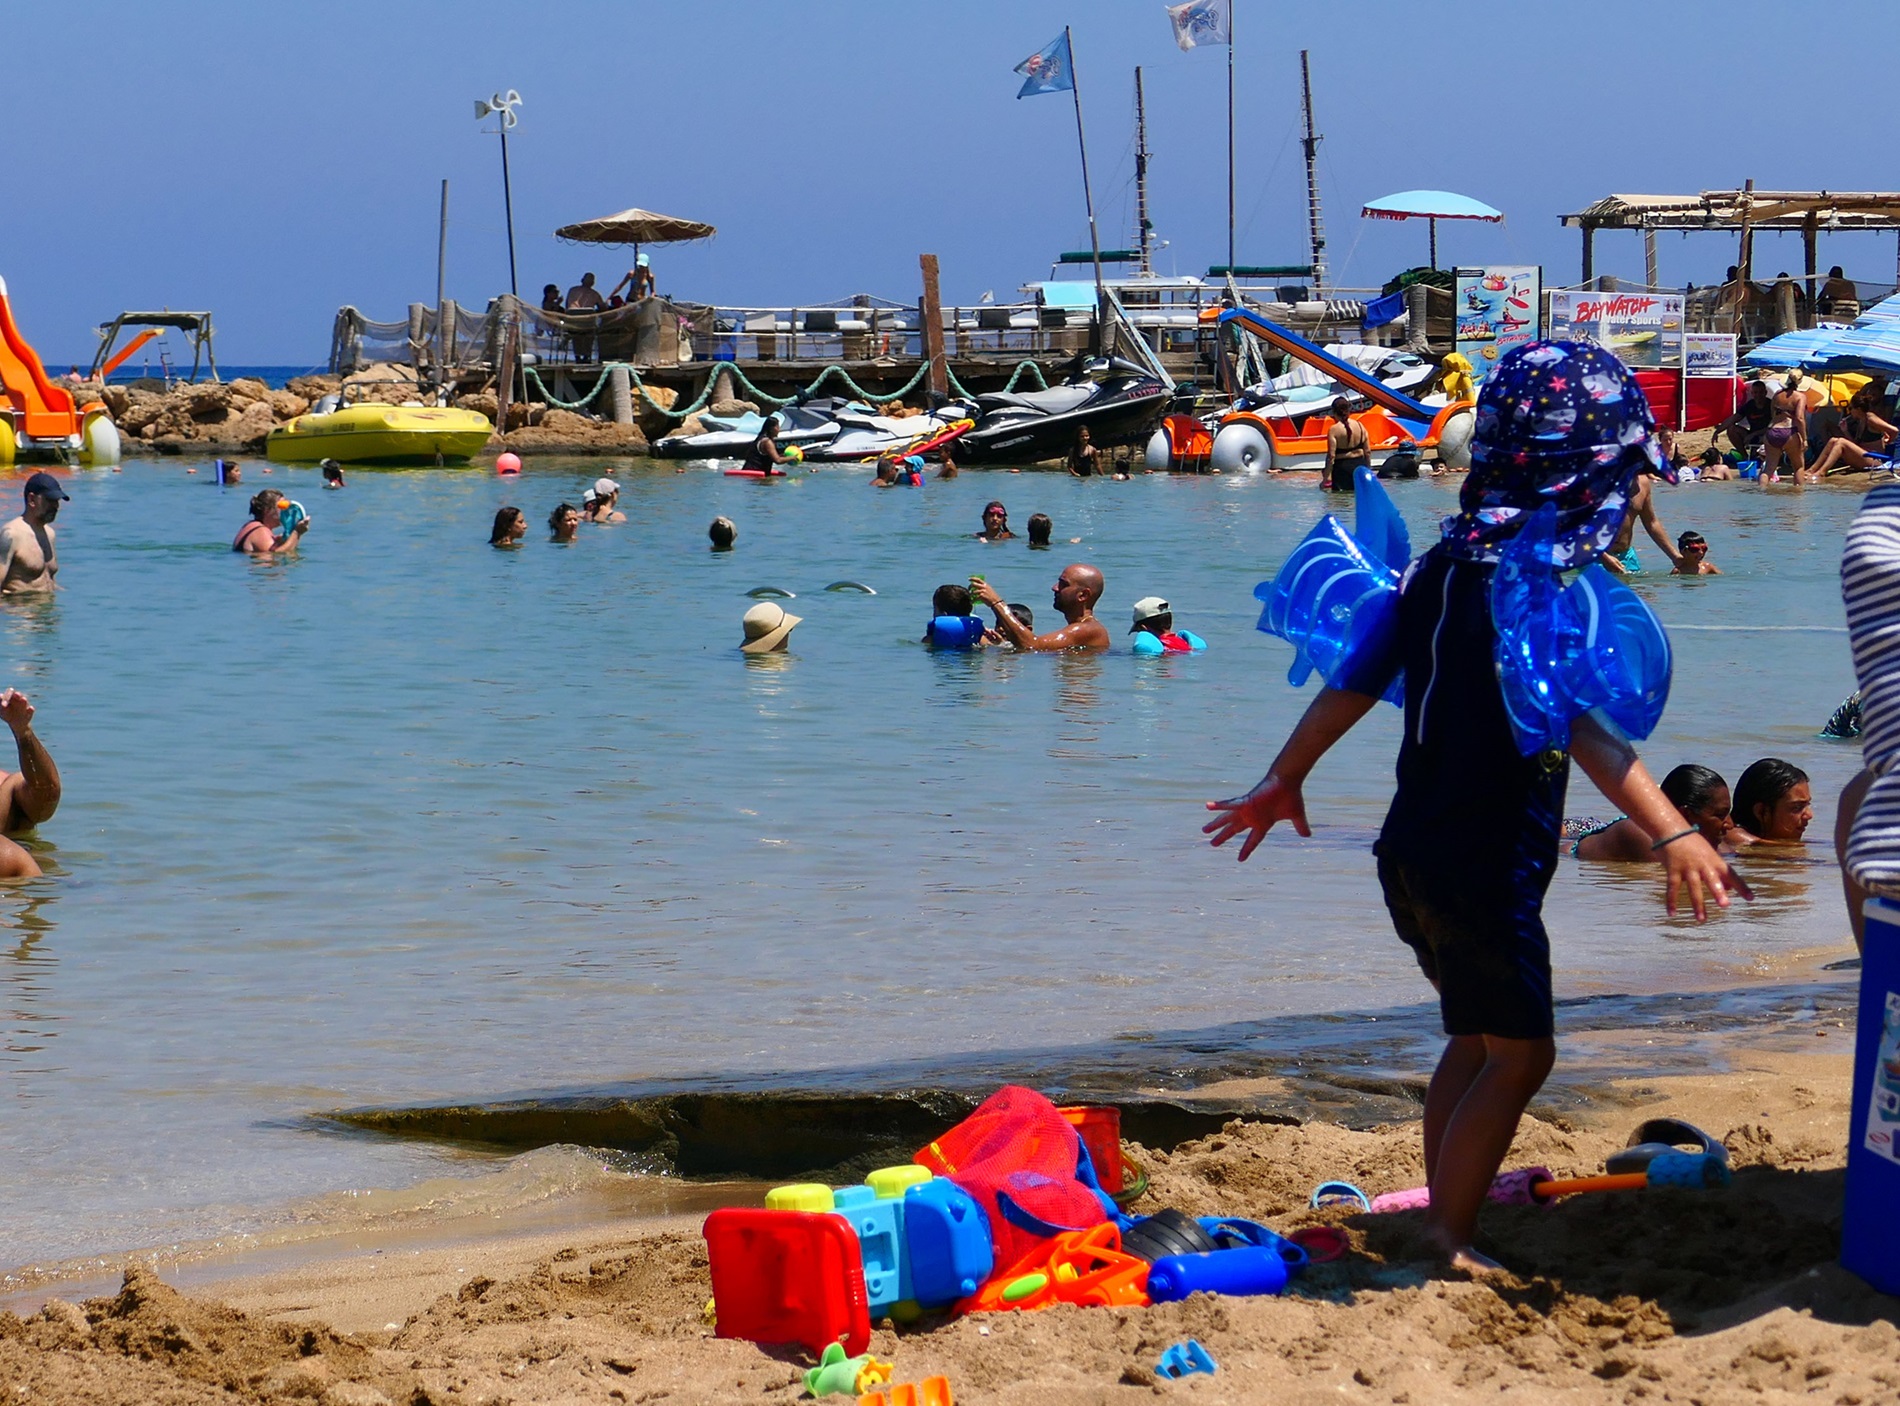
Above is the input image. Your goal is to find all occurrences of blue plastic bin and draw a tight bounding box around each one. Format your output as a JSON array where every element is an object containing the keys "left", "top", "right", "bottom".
[
  {"left": 1844, "top": 896, "right": 1900, "bottom": 1294},
  {"left": 902, "top": 1177, "right": 992, "bottom": 1304},
  {"left": 832, "top": 1184, "right": 909, "bottom": 1315}
]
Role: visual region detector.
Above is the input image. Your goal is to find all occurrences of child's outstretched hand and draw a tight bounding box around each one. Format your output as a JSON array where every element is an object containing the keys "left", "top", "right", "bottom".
[
  {"left": 1660, "top": 831, "right": 1753, "bottom": 921},
  {"left": 1204, "top": 774, "right": 1310, "bottom": 861}
]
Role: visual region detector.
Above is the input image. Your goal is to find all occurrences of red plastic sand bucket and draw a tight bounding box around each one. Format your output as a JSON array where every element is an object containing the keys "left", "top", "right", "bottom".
[{"left": 1059, "top": 1105, "right": 1123, "bottom": 1194}]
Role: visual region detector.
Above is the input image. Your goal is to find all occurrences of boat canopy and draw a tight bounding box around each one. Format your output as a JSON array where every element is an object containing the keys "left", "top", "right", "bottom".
[{"left": 1035, "top": 282, "right": 1103, "bottom": 310}]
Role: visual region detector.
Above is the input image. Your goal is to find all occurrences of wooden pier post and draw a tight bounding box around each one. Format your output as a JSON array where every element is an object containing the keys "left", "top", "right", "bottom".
[{"left": 920, "top": 253, "right": 948, "bottom": 403}]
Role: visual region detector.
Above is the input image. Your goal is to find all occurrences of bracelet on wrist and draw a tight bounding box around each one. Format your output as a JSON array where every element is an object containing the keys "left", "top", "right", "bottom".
[{"left": 1650, "top": 827, "right": 1698, "bottom": 852}]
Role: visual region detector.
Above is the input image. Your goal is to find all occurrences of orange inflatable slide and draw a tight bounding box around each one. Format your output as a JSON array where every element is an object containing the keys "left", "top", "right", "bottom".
[{"left": 0, "top": 275, "right": 118, "bottom": 465}]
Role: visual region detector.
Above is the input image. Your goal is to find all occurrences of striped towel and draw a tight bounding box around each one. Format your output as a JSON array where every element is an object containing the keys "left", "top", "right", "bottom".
[{"left": 1844, "top": 482, "right": 1900, "bottom": 892}]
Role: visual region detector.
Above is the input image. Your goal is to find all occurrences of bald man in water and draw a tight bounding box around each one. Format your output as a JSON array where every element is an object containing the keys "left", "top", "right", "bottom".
[{"left": 972, "top": 563, "right": 1110, "bottom": 651}]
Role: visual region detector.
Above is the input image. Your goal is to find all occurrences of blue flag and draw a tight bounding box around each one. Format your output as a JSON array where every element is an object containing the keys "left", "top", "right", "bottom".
[
  {"left": 1165, "top": 0, "right": 1230, "bottom": 50},
  {"left": 1014, "top": 32, "right": 1074, "bottom": 98}
]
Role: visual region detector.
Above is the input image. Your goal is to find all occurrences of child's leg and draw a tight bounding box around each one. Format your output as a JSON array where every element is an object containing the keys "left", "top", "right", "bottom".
[
  {"left": 1423, "top": 1033, "right": 1555, "bottom": 1266},
  {"left": 1422, "top": 1034, "right": 1486, "bottom": 1179}
]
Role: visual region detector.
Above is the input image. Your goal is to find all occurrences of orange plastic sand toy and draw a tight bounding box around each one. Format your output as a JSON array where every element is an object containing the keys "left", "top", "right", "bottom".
[
  {"left": 956, "top": 1223, "right": 1149, "bottom": 1313},
  {"left": 859, "top": 1375, "right": 953, "bottom": 1406}
]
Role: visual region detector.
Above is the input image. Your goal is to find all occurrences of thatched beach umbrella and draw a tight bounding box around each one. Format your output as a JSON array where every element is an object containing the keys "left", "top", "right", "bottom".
[{"left": 553, "top": 207, "right": 716, "bottom": 265}]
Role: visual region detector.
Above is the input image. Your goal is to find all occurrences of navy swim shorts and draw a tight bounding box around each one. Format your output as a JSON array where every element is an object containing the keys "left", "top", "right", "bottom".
[{"left": 1376, "top": 852, "right": 1554, "bottom": 1041}]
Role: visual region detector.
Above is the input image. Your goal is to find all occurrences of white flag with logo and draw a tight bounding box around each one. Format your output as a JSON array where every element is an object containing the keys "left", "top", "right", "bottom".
[{"left": 1165, "top": 0, "right": 1230, "bottom": 51}]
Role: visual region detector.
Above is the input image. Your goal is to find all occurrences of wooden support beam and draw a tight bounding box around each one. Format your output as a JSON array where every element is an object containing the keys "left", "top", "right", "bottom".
[{"left": 919, "top": 253, "right": 948, "bottom": 402}]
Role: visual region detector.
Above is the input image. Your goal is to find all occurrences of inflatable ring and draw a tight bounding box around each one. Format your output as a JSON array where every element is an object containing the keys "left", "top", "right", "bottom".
[
  {"left": 746, "top": 586, "right": 796, "bottom": 599},
  {"left": 825, "top": 581, "right": 877, "bottom": 594}
]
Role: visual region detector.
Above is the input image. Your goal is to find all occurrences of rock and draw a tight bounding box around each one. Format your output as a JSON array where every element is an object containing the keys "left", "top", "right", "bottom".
[
  {"left": 287, "top": 374, "right": 340, "bottom": 401},
  {"left": 707, "top": 397, "right": 758, "bottom": 417},
  {"left": 225, "top": 377, "right": 270, "bottom": 406},
  {"left": 183, "top": 382, "right": 233, "bottom": 421},
  {"left": 269, "top": 389, "right": 310, "bottom": 421},
  {"left": 224, "top": 399, "right": 277, "bottom": 447},
  {"left": 675, "top": 414, "right": 707, "bottom": 438},
  {"left": 323, "top": 1384, "right": 393, "bottom": 1406},
  {"left": 639, "top": 383, "right": 679, "bottom": 412},
  {"left": 342, "top": 362, "right": 418, "bottom": 405},
  {"left": 454, "top": 392, "right": 499, "bottom": 422},
  {"left": 116, "top": 389, "right": 168, "bottom": 434},
  {"left": 539, "top": 408, "right": 596, "bottom": 433},
  {"left": 101, "top": 385, "right": 130, "bottom": 418}
]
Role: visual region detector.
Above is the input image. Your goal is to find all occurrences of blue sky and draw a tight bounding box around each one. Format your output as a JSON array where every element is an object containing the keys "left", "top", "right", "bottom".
[{"left": 8, "top": 0, "right": 1896, "bottom": 364}]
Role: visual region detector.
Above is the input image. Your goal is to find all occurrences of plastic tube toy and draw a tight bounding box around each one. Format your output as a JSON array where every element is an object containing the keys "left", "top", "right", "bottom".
[{"left": 804, "top": 1343, "right": 893, "bottom": 1397}]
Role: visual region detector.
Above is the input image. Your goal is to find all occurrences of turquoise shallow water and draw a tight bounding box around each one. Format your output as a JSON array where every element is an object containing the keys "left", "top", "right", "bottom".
[{"left": 0, "top": 457, "right": 1866, "bottom": 1269}]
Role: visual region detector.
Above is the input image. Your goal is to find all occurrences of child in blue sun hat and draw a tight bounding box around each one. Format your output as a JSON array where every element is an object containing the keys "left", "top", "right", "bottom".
[{"left": 1205, "top": 340, "right": 1749, "bottom": 1272}]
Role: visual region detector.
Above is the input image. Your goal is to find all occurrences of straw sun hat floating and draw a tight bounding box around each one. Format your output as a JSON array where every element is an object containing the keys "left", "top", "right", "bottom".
[{"left": 740, "top": 601, "right": 801, "bottom": 653}]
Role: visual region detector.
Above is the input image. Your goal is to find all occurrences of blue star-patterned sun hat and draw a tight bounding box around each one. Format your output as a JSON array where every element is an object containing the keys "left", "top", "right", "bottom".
[{"left": 1440, "top": 340, "right": 1670, "bottom": 569}]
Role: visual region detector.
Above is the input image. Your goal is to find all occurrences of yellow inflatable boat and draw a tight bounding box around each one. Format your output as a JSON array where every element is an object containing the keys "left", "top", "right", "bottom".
[{"left": 265, "top": 404, "right": 493, "bottom": 465}]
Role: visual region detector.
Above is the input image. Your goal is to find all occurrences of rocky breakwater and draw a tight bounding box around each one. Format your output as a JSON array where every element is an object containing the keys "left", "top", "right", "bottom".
[{"left": 68, "top": 361, "right": 699, "bottom": 459}]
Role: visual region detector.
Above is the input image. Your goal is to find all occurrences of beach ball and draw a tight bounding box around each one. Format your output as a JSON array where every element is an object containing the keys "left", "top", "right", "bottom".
[
  {"left": 783, "top": 444, "right": 804, "bottom": 464},
  {"left": 496, "top": 452, "right": 522, "bottom": 475}
]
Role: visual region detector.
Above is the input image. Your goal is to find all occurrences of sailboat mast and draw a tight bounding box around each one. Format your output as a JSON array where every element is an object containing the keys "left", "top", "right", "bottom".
[
  {"left": 1134, "top": 67, "right": 1152, "bottom": 275},
  {"left": 1299, "top": 49, "right": 1327, "bottom": 295}
]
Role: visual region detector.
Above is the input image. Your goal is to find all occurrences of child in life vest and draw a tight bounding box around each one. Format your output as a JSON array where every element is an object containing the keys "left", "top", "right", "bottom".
[
  {"left": 1129, "top": 596, "right": 1206, "bottom": 655},
  {"left": 1204, "top": 341, "right": 1749, "bottom": 1272}
]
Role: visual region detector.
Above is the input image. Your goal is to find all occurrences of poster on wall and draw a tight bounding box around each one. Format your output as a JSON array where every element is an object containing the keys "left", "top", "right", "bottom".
[
  {"left": 1454, "top": 266, "right": 1541, "bottom": 381},
  {"left": 1548, "top": 290, "right": 1685, "bottom": 368},
  {"left": 1684, "top": 333, "right": 1739, "bottom": 378}
]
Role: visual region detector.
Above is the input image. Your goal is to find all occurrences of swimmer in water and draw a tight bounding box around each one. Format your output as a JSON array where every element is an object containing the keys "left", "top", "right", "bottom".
[
  {"left": 1027, "top": 513, "right": 1052, "bottom": 549},
  {"left": 976, "top": 502, "right": 1015, "bottom": 540},
  {"left": 549, "top": 503, "right": 580, "bottom": 543},
  {"left": 971, "top": 563, "right": 1109, "bottom": 651},
  {"left": 320, "top": 460, "right": 346, "bottom": 490},
  {"left": 489, "top": 506, "right": 527, "bottom": 547},
  {"left": 233, "top": 489, "right": 307, "bottom": 555},
  {"left": 708, "top": 516, "right": 737, "bottom": 551},
  {"left": 0, "top": 689, "right": 57, "bottom": 878},
  {"left": 1730, "top": 758, "right": 1813, "bottom": 845},
  {"left": 1570, "top": 764, "right": 1732, "bottom": 860},
  {"left": 1597, "top": 464, "right": 1683, "bottom": 575},
  {"left": 583, "top": 478, "right": 626, "bottom": 523},
  {"left": 743, "top": 416, "right": 790, "bottom": 476},
  {"left": 0, "top": 473, "right": 68, "bottom": 594},
  {"left": 1670, "top": 530, "right": 1722, "bottom": 575}
]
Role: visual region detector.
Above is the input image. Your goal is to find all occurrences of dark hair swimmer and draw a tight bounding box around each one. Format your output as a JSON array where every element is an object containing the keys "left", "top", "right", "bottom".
[{"left": 1732, "top": 758, "right": 1813, "bottom": 844}]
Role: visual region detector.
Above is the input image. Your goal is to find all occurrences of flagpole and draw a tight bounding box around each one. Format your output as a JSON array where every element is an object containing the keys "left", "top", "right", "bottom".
[
  {"left": 1226, "top": 2, "right": 1235, "bottom": 272},
  {"left": 1065, "top": 26, "right": 1107, "bottom": 336}
]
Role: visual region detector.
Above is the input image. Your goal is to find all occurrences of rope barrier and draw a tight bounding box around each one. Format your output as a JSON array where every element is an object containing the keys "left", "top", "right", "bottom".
[{"left": 520, "top": 354, "right": 1058, "bottom": 425}]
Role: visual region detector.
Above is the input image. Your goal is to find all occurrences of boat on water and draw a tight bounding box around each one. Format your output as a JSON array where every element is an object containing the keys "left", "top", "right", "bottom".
[
  {"left": 265, "top": 404, "right": 492, "bottom": 465},
  {"left": 654, "top": 397, "right": 977, "bottom": 464},
  {"left": 956, "top": 359, "right": 1170, "bottom": 464}
]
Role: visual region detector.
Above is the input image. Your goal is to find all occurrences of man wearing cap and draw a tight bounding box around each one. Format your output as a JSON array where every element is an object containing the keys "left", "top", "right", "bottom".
[
  {"left": 1129, "top": 596, "right": 1207, "bottom": 655},
  {"left": 583, "top": 478, "right": 625, "bottom": 523},
  {"left": 971, "top": 563, "right": 1110, "bottom": 651},
  {"left": 739, "top": 601, "right": 801, "bottom": 653},
  {"left": 0, "top": 473, "right": 70, "bottom": 594}
]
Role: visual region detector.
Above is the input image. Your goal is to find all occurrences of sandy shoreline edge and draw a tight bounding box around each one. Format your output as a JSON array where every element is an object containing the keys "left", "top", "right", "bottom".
[{"left": 5, "top": 993, "right": 1896, "bottom": 1404}]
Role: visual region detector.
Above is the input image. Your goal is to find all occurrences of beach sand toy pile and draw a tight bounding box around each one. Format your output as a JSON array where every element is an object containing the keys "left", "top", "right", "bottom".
[{"left": 702, "top": 1084, "right": 1311, "bottom": 1383}]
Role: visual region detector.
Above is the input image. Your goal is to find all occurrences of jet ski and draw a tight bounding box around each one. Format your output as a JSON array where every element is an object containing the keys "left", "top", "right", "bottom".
[
  {"left": 653, "top": 396, "right": 975, "bottom": 463},
  {"left": 652, "top": 398, "right": 846, "bottom": 458},
  {"left": 956, "top": 358, "right": 1170, "bottom": 463}
]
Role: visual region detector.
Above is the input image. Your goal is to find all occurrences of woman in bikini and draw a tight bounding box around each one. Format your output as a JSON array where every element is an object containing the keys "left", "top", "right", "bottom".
[
  {"left": 1323, "top": 397, "right": 1371, "bottom": 492},
  {"left": 1808, "top": 386, "right": 1898, "bottom": 478},
  {"left": 1760, "top": 374, "right": 1807, "bottom": 484}
]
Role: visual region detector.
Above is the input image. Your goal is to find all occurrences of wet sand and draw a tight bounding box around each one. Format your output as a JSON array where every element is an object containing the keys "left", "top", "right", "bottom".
[{"left": 5, "top": 1013, "right": 1896, "bottom": 1405}]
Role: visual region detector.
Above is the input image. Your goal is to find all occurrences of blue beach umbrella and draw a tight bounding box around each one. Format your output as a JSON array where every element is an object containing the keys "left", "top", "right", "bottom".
[{"left": 1361, "top": 189, "right": 1505, "bottom": 270}]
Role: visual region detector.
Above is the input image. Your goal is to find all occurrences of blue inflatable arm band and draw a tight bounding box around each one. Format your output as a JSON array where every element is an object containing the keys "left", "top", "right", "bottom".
[
  {"left": 1252, "top": 470, "right": 1409, "bottom": 707},
  {"left": 926, "top": 615, "right": 987, "bottom": 650},
  {"left": 1491, "top": 505, "right": 1673, "bottom": 757}
]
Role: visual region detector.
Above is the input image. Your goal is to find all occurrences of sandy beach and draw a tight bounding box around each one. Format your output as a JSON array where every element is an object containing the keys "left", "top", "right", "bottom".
[{"left": 5, "top": 1005, "right": 1894, "bottom": 1406}]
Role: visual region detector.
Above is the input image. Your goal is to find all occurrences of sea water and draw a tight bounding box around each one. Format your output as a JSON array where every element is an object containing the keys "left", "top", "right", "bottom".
[{"left": 0, "top": 458, "right": 1864, "bottom": 1272}]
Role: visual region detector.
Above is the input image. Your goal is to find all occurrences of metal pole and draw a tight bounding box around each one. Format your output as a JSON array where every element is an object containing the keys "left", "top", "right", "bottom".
[
  {"left": 1298, "top": 50, "right": 1327, "bottom": 295},
  {"left": 436, "top": 178, "right": 449, "bottom": 371},
  {"left": 499, "top": 128, "right": 519, "bottom": 298},
  {"left": 1429, "top": 218, "right": 1438, "bottom": 271},
  {"left": 1226, "top": 8, "right": 1235, "bottom": 272},
  {"left": 1134, "top": 68, "right": 1152, "bottom": 275},
  {"left": 1066, "top": 26, "right": 1105, "bottom": 310}
]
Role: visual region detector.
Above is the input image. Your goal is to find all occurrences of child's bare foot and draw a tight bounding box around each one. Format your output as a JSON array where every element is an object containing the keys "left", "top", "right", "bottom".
[{"left": 1445, "top": 1244, "right": 1506, "bottom": 1276}]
